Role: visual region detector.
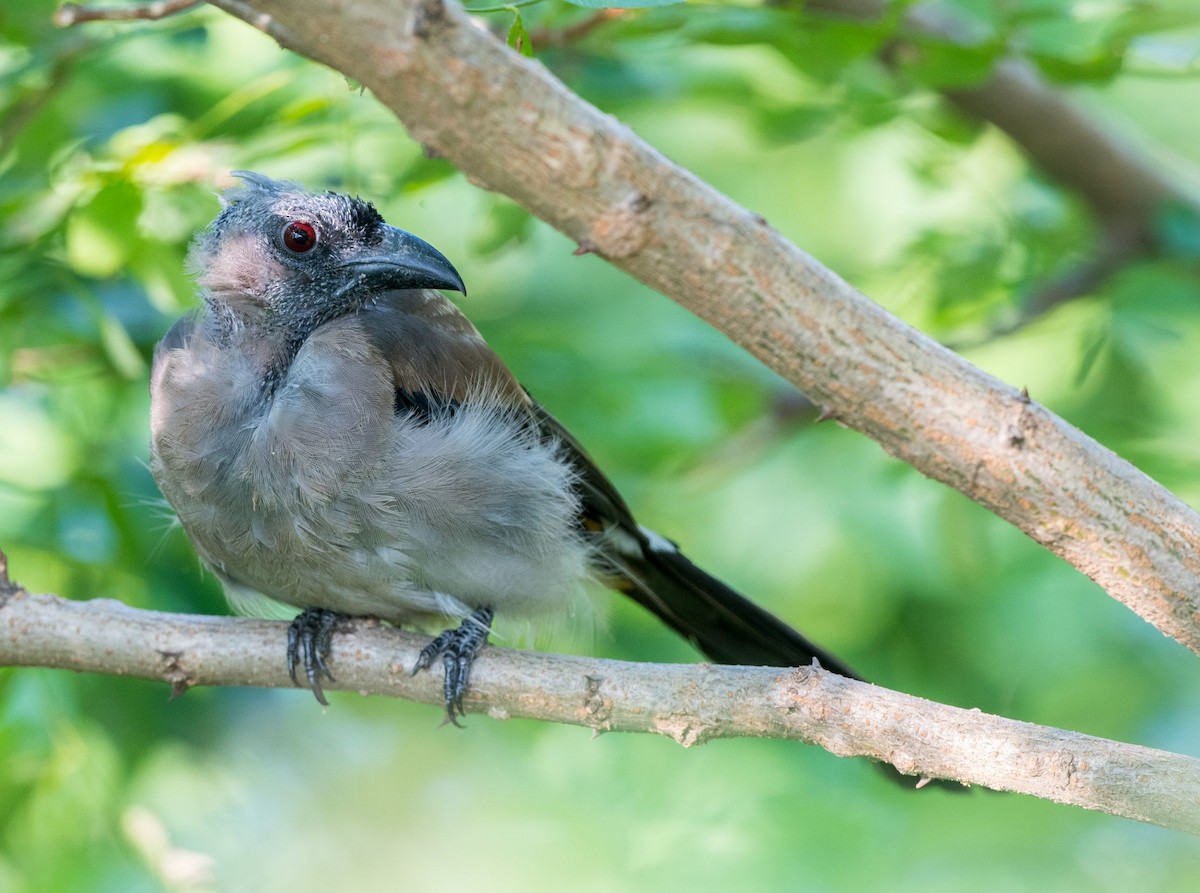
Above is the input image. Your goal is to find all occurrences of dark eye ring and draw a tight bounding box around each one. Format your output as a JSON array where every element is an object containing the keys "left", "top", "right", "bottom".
[{"left": 281, "top": 221, "right": 317, "bottom": 253}]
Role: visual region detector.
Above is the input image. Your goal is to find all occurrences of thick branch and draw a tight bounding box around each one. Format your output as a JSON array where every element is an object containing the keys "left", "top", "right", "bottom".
[
  {"left": 2, "top": 588, "right": 1198, "bottom": 834},
  {"left": 189, "top": 0, "right": 1200, "bottom": 655}
]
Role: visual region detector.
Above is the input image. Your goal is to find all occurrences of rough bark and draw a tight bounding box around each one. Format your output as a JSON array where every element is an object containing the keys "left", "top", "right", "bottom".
[{"left": 3, "top": 585, "right": 1198, "bottom": 835}]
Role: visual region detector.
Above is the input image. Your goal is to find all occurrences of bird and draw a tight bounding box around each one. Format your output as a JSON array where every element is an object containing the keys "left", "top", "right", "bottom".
[{"left": 149, "top": 171, "right": 864, "bottom": 724}]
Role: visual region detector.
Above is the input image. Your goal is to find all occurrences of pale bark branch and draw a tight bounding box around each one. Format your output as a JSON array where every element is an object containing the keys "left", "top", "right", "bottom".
[
  {"left": 180, "top": 0, "right": 1200, "bottom": 655},
  {"left": 2, "top": 585, "right": 1197, "bottom": 834}
]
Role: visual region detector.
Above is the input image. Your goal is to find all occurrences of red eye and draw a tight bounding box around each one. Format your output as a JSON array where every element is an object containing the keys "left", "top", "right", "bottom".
[{"left": 281, "top": 221, "right": 317, "bottom": 253}]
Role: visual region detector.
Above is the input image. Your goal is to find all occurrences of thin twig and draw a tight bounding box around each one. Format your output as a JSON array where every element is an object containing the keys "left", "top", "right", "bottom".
[{"left": 54, "top": 0, "right": 201, "bottom": 27}]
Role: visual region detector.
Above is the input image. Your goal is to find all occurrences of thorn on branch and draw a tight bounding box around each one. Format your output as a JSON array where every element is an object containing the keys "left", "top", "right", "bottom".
[
  {"left": 585, "top": 193, "right": 651, "bottom": 259},
  {"left": 816, "top": 405, "right": 838, "bottom": 423},
  {"left": 573, "top": 241, "right": 596, "bottom": 256},
  {"left": 53, "top": 0, "right": 199, "bottom": 27}
]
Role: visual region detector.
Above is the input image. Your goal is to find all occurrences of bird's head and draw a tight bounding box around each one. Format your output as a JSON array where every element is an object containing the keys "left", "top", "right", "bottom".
[{"left": 189, "top": 171, "right": 465, "bottom": 338}]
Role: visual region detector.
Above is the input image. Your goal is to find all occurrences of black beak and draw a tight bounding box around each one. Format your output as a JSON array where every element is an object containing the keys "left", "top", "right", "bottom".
[{"left": 340, "top": 225, "right": 466, "bottom": 295}]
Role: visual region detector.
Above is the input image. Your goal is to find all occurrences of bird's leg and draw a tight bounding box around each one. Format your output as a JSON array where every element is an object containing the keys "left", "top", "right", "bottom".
[
  {"left": 411, "top": 606, "right": 494, "bottom": 725},
  {"left": 287, "top": 607, "right": 342, "bottom": 705}
]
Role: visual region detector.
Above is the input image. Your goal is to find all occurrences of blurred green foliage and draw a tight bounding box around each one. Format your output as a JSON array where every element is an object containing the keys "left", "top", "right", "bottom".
[{"left": 3, "top": 0, "right": 1200, "bottom": 889}]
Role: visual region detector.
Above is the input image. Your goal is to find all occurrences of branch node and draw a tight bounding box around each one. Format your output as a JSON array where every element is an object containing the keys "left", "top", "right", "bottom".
[
  {"left": 581, "top": 674, "right": 613, "bottom": 730},
  {"left": 411, "top": 0, "right": 446, "bottom": 39},
  {"left": 158, "top": 649, "right": 193, "bottom": 699},
  {"left": 652, "top": 714, "right": 713, "bottom": 748},
  {"left": 585, "top": 193, "right": 652, "bottom": 259},
  {"left": 890, "top": 751, "right": 918, "bottom": 776}
]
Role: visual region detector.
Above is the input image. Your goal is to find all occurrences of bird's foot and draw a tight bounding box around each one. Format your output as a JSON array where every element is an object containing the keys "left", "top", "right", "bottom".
[
  {"left": 411, "top": 606, "right": 494, "bottom": 725},
  {"left": 287, "top": 608, "right": 342, "bottom": 705}
]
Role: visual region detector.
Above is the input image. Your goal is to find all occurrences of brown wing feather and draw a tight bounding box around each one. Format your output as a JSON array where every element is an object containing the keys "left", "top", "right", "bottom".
[
  {"left": 357, "top": 297, "right": 860, "bottom": 677},
  {"left": 357, "top": 290, "right": 530, "bottom": 410}
]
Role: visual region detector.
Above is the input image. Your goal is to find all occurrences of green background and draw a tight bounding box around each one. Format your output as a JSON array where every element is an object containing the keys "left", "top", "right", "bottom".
[{"left": 3, "top": 0, "right": 1200, "bottom": 889}]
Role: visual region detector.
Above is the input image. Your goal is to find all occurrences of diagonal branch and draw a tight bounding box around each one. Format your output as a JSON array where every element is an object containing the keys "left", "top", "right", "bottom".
[
  {"left": 2, "top": 582, "right": 1198, "bottom": 835},
  {"left": 180, "top": 0, "right": 1200, "bottom": 655},
  {"left": 808, "top": 0, "right": 1200, "bottom": 329}
]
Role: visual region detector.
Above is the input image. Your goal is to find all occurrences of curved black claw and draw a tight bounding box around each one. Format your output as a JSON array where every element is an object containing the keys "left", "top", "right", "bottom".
[
  {"left": 287, "top": 608, "right": 341, "bottom": 705},
  {"left": 411, "top": 607, "right": 494, "bottom": 725}
]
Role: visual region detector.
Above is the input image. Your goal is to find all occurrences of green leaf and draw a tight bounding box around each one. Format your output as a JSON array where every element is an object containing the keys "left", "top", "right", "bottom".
[
  {"left": 471, "top": 199, "right": 534, "bottom": 255},
  {"left": 65, "top": 181, "right": 143, "bottom": 279},
  {"left": 900, "top": 37, "right": 1004, "bottom": 89},
  {"left": 1156, "top": 201, "right": 1200, "bottom": 259},
  {"left": 97, "top": 313, "right": 146, "bottom": 381},
  {"left": 507, "top": 8, "right": 535, "bottom": 58}
]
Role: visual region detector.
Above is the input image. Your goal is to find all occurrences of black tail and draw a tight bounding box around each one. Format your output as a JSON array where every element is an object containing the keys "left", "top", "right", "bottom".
[
  {"left": 534, "top": 401, "right": 958, "bottom": 789},
  {"left": 614, "top": 534, "right": 969, "bottom": 791},
  {"left": 531, "top": 399, "right": 858, "bottom": 676},
  {"left": 613, "top": 533, "right": 862, "bottom": 680}
]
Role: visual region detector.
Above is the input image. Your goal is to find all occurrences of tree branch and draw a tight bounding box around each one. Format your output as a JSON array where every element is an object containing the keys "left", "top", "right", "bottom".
[
  {"left": 174, "top": 0, "right": 1200, "bottom": 656},
  {"left": 809, "top": 0, "right": 1200, "bottom": 326},
  {"left": 2, "top": 582, "right": 1197, "bottom": 834},
  {"left": 53, "top": 0, "right": 200, "bottom": 26}
]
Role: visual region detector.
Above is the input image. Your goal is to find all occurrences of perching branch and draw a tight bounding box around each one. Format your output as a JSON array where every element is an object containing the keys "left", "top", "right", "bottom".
[
  {"left": 3, "top": 581, "right": 1198, "bottom": 835},
  {"left": 159, "top": 0, "right": 1200, "bottom": 657}
]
